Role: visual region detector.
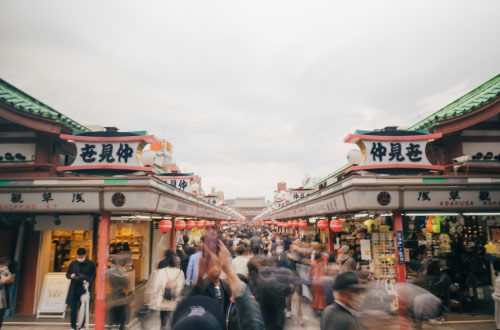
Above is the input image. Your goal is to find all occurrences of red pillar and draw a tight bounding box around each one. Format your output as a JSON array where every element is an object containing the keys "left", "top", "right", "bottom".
[
  {"left": 169, "top": 224, "right": 175, "bottom": 249},
  {"left": 95, "top": 211, "right": 110, "bottom": 330},
  {"left": 392, "top": 210, "right": 409, "bottom": 329},
  {"left": 392, "top": 210, "right": 406, "bottom": 282},
  {"left": 328, "top": 218, "right": 334, "bottom": 253}
]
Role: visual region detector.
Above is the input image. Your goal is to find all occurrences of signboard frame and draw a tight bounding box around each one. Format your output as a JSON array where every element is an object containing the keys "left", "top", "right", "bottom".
[{"left": 37, "top": 272, "right": 71, "bottom": 319}]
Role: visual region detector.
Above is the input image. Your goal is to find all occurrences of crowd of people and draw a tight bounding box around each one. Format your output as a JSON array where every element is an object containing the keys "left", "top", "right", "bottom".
[
  {"left": 59, "top": 224, "right": 466, "bottom": 330},
  {"left": 139, "top": 225, "right": 377, "bottom": 330}
]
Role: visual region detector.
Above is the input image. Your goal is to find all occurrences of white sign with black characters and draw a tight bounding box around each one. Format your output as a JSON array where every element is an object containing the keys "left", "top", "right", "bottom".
[
  {"left": 72, "top": 141, "right": 141, "bottom": 167},
  {"left": 0, "top": 191, "right": 99, "bottom": 212},
  {"left": 344, "top": 190, "right": 399, "bottom": 209},
  {"left": 103, "top": 191, "right": 158, "bottom": 211},
  {"left": 0, "top": 143, "right": 36, "bottom": 165},
  {"left": 462, "top": 142, "right": 500, "bottom": 162},
  {"left": 362, "top": 140, "right": 431, "bottom": 166},
  {"left": 404, "top": 189, "right": 500, "bottom": 209}
]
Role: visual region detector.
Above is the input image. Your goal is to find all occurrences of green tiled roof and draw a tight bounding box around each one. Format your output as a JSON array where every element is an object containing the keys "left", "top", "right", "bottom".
[
  {"left": 317, "top": 73, "right": 500, "bottom": 186},
  {"left": 408, "top": 73, "right": 500, "bottom": 130},
  {"left": 0, "top": 78, "right": 88, "bottom": 132}
]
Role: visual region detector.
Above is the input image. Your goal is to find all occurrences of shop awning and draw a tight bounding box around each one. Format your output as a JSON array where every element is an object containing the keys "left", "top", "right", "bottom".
[
  {"left": 0, "top": 176, "right": 245, "bottom": 221},
  {"left": 257, "top": 174, "right": 500, "bottom": 221}
]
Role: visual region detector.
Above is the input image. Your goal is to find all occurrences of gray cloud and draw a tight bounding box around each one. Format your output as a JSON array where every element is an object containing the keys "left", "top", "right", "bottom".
[{"left": 1, "top": 0, "right": 500, "bottom": 200}]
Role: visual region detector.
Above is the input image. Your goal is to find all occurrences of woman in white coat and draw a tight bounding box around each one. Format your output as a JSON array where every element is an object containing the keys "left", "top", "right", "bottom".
[{"left": 149, "top": 254, "right": 185, "bottom": 330}]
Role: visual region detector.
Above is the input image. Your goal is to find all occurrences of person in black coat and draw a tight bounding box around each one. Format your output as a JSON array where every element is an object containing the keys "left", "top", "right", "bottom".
[
  {"left": 321, "top": 272, "right": 366, "bottom": 330},
  {"left": 66, "top": 248, "right": 96, "bottom": 330}
]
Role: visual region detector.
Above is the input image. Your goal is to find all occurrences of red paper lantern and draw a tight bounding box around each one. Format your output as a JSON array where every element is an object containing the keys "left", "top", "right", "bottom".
[
  {"left": 330, "top": 219, "right": 343, "bottom": 232},
  {"left": 158, "top": 219, "right": 172, "bottom": 233},
  {"left": 282, "top": 222, "right": 289, "bottom": 228},
  {"left": 209, "top": 221, "right": 215, "bottom": 227},
  {"left": 186, "top": 220, "right": 196, "bottom": 229},
  {"left": 196, "top": 220, "right": 205, "bottom": 229},
  {"left": 292, "top": 220, "right": 299, "bottom": 228},
  {"left": 175, "top": 220, "right": 186, "bottom": 231},
  {"left": 317, "top": 220, "right": 328, "bottom": 230},
  {"left": 298, "top": 220, "right": 307, "bottom": 228},
  {"left": 220, "top": 220, "right": 228, "bottom": 226}
]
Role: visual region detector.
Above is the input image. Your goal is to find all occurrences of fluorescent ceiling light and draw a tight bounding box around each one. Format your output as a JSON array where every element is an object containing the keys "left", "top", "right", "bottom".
[
  {"left": 134, "top": 215, "right": 151, "bottom": 219},
  {"left": 380, "top": 213, "right": 392, "bottom": 217},
  {"left": 404, "top": 213, "right": 459, "bottom": 216},
  {"left": 462, "top": 212, "right": 500, "bottom": 216},
  {"left": 354, "top": 213, "right": 369, "bottom": 218}
]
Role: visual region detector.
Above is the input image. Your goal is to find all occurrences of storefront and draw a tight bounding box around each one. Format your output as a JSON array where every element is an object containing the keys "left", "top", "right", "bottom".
[{"left": 256, "top": 73, "right": 500, "bottom": 322}]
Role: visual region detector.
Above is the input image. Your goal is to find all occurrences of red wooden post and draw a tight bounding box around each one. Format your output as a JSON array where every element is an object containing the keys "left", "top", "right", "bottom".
[
  {"left": 392, "top": 210, "right": 409, "bottom": 329},
  {"left": 170, "top": 221, "right": 175, "bottom": 249},
  {"left": 328, "top": 218, "right": 334, "bottom": 253},
  {"left": 94, "top": 211, "right": 110, "bottom": 330}
]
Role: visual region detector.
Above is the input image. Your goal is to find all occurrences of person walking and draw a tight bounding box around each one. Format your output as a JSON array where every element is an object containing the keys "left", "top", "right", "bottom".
[
  {"left": 106, "top": 254, "right": 132, "bottom": 330},
  {"left": 337, "top": 245, "right": 357, "bottom": 273},
  {"left": 66, "top": 248, "right": 96, "bottom": 330},
  {"left": 185, "top": 243, "right": 203, "bottom": 286},
  {"left": 232, "top": 246, "right": 250, "bottom": 277},
  {"left": 250, "top": 233, "right": 262, "bottom": 255},
  {"left": 0, "top": 258, "right": 14, "bottom": 329},
  {"left": 310, "top": 253, "right": 327, "bottom": 315},
  {"left": 320, "top": 272, "right": 366, "bottom": 330},
  {"left": 150, "top": 254, "right": 185, "bottom": 330}
]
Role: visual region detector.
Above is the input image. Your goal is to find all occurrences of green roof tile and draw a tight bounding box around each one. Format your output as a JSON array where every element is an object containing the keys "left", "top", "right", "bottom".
[
  {"left": 408, "top": 74, "right": 500, "bottom": 130},
  {"left": 317, "top": 73, "right": 500, "bottom": 186},
  {"left": 0, "top": 78, "right": 89, "bottom": 132}
]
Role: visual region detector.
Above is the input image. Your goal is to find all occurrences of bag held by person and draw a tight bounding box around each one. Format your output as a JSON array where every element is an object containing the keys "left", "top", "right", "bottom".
[{"left": 163, "top": 269, "right": 181, "bottom": 300}]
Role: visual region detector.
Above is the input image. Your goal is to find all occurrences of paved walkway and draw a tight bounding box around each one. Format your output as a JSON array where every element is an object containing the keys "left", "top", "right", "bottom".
[{"left": 2, "top": 297, "right": 496, "bottom": 330}]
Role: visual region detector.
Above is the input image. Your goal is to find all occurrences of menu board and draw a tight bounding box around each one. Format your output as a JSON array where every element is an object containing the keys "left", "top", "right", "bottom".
[{"left": 37, "top": 273, "right": 71, "bottom": 318}]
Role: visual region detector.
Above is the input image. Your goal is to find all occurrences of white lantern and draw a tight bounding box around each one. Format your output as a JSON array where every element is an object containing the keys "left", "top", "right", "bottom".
[
  {"left": 347, "top": 149, "right": 363, "bottom": 165},
  {"left": 140, "top": 150, "right": 156, "bottom": 166}
]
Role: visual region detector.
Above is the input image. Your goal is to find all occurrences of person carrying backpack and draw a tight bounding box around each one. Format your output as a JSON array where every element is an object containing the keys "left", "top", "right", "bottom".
[{"left": 147, "top": 251, "right": 185, "bottom": 330}]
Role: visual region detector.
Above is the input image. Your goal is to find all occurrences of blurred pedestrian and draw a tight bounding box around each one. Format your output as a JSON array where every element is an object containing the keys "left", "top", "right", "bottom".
[
  {"left": 251, "top": 233, "right": 262, "bottom": 255},
  {"left": 149, "top": 253, "right": 185, "bottom": 330},
  {"left": 247, "top": 258, "right": 293, "bottom": 330},
  {"left": 337, "top": 245, "right": 356, "bottom": 273},
  {"left": 186, "top": 243, "right": 203, "bottom": 286},
  {"left": 106, "top": 254, "right": 132, "bottom": 330},
  {"left": 0, "top": 257, "right": 14, "bottom": 329},
  {"left": 311, "top": 253, "right": 327, "bottom": 315},
  {"left": 321, "top": 271, "right": 366, "bottom": 330},
  {"left": 232, "top": 246, "right": 250, "bottom": 277},
  {"left": 66, "top": 248, "right": 96, "bottom": 330}
]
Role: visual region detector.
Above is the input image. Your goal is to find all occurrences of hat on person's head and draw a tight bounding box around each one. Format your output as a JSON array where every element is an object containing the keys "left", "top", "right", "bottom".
[
  {"left": 171, "top": 295, "right": 224, "bottom": 330},
  {"left": 332, "top": 271, "right": 366, "bottom": 291},
  {"left": 341, "top": 245, "right": 350, "bottom": 254}
]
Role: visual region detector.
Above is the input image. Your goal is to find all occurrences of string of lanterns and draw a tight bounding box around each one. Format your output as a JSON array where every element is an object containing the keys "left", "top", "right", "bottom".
[{"left": 157, "top": 219, "right": 228, "bottom": 233}]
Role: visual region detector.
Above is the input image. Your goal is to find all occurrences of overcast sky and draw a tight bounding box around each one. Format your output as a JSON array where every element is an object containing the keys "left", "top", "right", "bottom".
[{"left": 1, "top": 1, "right": 500, "bottom": 200}]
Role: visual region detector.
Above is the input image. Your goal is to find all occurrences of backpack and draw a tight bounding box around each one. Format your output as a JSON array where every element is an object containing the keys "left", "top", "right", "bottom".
[{"left": 163, "top": 268, "right": 181, "bottom": 301}]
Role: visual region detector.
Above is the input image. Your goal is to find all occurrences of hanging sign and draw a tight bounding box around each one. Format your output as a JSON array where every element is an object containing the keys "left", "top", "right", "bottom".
[
  {"left": 344, "top": 132, "right": 445, "bottom": 172},
  {"left": 156, "top": 175, "right": 199, "bottom": 193},
  {"left": 396, "top": 231, "right": 405, "bottom": 264},
  {"left": 360, "top": 239, "right": 372, "bottom": 261},
  {"left": 57, "top": 134, "right": 159, "bottom": 172}
]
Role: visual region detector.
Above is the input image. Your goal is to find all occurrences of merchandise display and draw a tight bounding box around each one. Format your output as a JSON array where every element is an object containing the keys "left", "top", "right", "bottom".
[{"left": 50, "top": 230, "right": 92, "bottom": 273}]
